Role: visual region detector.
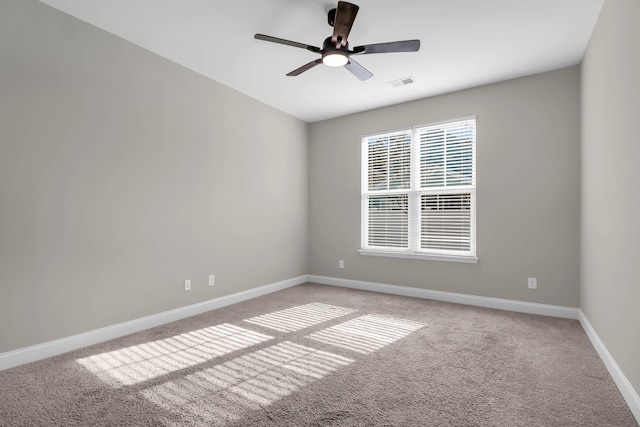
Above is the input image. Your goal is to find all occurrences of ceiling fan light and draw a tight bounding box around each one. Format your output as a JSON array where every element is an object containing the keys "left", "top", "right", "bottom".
[{"left": 323, "top": 52, "right": 348, "bottom": 67}]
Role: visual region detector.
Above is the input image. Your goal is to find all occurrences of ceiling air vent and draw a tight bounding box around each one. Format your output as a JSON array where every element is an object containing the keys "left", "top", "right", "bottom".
[{"left": 388, "top": 76, "right": 415, "bottom": 88}]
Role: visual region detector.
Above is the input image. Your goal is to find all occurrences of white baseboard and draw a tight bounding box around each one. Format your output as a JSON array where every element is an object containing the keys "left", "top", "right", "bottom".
[
  {"left": 3, "top": 274, "right": 638, "bottom": 425},
  {"left": 308, "top": 275, "right": 639, "bottom": 424},
  {"left": 579, "top": 311, "right": 640, "bottom": 424},
  {"left": 0, "top": 275, "right": 307, "bottom": 372},
  {"left": 308, "top": 275, "right": 580, "bottom": 319}
]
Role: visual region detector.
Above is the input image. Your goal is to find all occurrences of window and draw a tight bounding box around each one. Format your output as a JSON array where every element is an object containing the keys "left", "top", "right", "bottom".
[{"left": 360, "top": 118, "right": 477, "bottom": 263}]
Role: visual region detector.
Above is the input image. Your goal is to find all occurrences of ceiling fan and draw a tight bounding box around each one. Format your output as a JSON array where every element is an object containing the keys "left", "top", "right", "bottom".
[{"left": 254, "top": 1, "right": 420, "bottom": 81}]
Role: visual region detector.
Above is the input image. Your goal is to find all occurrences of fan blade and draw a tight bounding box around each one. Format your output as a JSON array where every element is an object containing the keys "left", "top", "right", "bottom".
[
  {"left": 353, "top": 39, "right": 421, "bottom": 55},
  {"left": 344, "top": 58, "right": 373, "bottom": 81},
  {"left": 287, "top": 58, "right": 324, "bottom": 76},
  {"left": 254, "top": 34, "right": 321, "bottom": 53},
  {"left": 332, "top": 2, "right": 359, "bottom": 47}
]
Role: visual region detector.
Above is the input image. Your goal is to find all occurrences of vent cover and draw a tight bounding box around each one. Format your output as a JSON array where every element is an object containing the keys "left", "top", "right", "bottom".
[{"left": 388, "top": 76, "right": 415, "bottom": 87}]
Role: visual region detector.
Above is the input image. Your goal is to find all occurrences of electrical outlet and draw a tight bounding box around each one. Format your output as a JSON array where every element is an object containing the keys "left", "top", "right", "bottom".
[
  {"left": 338, "top": 260, "right": 344, "bottom": 269},
  {"left": 184, "top": 279, "right": 191, "bottom": 292},
  {"left": 528, "top": 277, "right": 537, "bottom": 290},
  {"left": 208, "top": 274, "right": 215, "bottom": 287}
]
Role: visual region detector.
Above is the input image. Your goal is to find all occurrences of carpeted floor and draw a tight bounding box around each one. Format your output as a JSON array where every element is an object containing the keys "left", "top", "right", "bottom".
[{"left": 0, "top": 283, "right": 637, "bottom": 426}]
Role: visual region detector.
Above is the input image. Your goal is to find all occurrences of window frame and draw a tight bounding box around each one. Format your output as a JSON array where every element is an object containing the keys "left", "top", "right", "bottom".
[{"left": 359, "top": 117, "right": 478, "bottom": 264}]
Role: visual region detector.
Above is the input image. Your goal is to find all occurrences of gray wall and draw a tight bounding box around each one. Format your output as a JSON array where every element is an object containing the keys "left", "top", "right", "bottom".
[
  {"left": 309, "top": 66, "right": 581, "bottom": 307},
  {"left": 0, "top": 0, "right": 308, "bottom": 353},
  {"left": 581, "top": 0, "right": 640, "bottom": 398},
  {"left": 5, "top": 2, "right": 635, "bottom": 405}
]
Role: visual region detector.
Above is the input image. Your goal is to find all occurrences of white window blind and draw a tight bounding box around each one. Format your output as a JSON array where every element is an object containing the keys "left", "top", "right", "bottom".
[{"left": 361, "top": 118, "right": 476, "bottom": 261}]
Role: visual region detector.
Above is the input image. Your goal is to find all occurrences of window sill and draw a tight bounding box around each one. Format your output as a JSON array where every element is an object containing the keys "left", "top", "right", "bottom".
[{"left": 358, "top": 249, "right": 479, "bottom": 264}]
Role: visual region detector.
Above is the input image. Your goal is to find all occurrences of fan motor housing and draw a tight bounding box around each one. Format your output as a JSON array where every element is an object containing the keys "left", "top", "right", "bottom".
[
  {"left": 321, "top": 37, "right": 349, "bottom": 66},
  {"left": 322, "top": 37, "right": 348, "bottom": 55}
]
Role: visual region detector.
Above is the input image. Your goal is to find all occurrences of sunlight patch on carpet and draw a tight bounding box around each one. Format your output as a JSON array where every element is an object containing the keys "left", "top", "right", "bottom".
[
  {"left": 140, "top": 341, "right": 354, "bottom": 425},
  {"left": 76, "top": 302, "right": 428, "bottom": 424},
  {"left": 243, "top": 302, "right": 357, "bottom": 332},
  {"left": 77, "top": 324, "right": 273, "bottom": 386},
  {"left": 306, "top": 314, "right": 426, "bottom": 354}
]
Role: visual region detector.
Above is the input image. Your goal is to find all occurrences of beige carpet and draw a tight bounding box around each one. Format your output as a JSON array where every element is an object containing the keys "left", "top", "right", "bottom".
[{"left": 0, "top": 283, "right": 637, "bottom": 426}]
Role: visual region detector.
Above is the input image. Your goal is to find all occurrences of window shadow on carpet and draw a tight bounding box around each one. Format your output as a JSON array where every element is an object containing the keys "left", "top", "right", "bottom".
[{"left": 77, "top": 302, "right": 426, "bottom": 425}]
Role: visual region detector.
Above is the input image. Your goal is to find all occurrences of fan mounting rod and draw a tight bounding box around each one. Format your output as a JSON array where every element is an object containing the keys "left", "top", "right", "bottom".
[{"left": 328, "top": 8, "right": 337, "bottom": 27}]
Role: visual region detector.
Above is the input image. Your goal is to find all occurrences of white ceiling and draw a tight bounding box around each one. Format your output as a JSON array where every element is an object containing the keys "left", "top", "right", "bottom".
[{"left": 39, "top": 0, "right": 604, "bottom": 123}]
